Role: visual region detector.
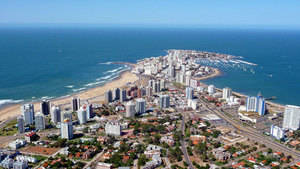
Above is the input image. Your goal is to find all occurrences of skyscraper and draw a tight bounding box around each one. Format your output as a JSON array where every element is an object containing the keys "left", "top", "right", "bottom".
[
  {"left": 159, "top": 95, "right": 170, "bottom": 109},
  {"left": 35, "top": 112, "right": 46, "bottom": 130},
  {"left": 125, "top": 101, "right": 136, "bottom": 118},
  {"left": 257, "top": 96, "right": 266, "bottom": 116},
  {"left": 160, "top": 79, "right": 166, "bottom": 90},
  {"left": 40, "top": 100, "right": 50, "bottom": 115},
  {"left": 61, "top": 119, "right": 73, "bottom": 140},
  {"left": 146, "top": 86, "right": 153, "bottom": 97},
  {"left": 136, "top": 98, "right": 146, "bottom": 114},
  {"left": 222, "top": 87, "right": 232, "bottom": 100},
  {"left": 246, "top": 96, "right": 257, "bottom": 112},
  {"left": 114, "top": 88, "right": 120, "bottom": 101},
  {"left": 168, "top": 65, "right": 175, "bottom": 78},
  {"left": 21, "top": 104, "right": 34, "bottom": 125},
  {"left": 207, "top": 85, "right": 215, "bottom": 95},
  {"left": 105, "top": 90, "right": 113, "bottom": 103},
  {"left": 185, "top": 87, "right": 194, "bottom": 100},
  {"left": 120, "top": 89, "right": 127, "bottom": 102},
  {"left": 246, "top": 96, "right": 266, "bottom": 116},
  {"left": 17, "top": 115, "right": 25, "bottom": 134},
  {"left": 51, "top": 106, "right": 61, "bottom": 124},
  {"left": 72, "top": 97, "right": 80, "bottom": 112},
  {"left": 77, "top": 107, "right": 87, "bottom": 124},
  {"left": 283, "top": 105, "right": 300, "bottom": 130},
  {"left": 61, "top": 111, "right": 73, "bottom": 121},
  {"left": 84, "top": 103, "right": 93, "bottom": 120}
]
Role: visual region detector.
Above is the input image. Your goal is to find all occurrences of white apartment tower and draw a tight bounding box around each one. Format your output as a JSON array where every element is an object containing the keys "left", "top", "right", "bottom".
[
  {"left": 283, "top": 105, "right": 300, "bottom": 130},
  {"left": 125, "top": 101, "right": 136, "bottom": 118},
  {"left": 35, "top": 112, "right": 46, "bottom": 130},
  {"left": 61, "top": 119, "right": 73, "bottom": 140},
  {"left": 222, "top": 87, "right": 232, "bottom": 100},
  {"left": 21, "top": 104, "right": 34, "bottom": 125},
  {"left": 51, "top": 106, "right": 61, "bottom": 124},
  {"left": 136, "top": 98, "right": 146, "bottom": 114}
]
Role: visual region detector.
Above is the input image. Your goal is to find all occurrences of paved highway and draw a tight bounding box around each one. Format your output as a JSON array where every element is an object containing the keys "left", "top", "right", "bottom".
[
  {"left": 199, "top": 99, "right": 300, "bottom": 162},
  {"left": 181, "top": 115, "right": 194, "bottom": 169}
]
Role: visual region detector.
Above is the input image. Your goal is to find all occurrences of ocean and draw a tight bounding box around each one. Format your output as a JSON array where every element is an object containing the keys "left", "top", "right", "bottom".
[{"left": 0, "top": 26, "right": 300, "bottom": 107}]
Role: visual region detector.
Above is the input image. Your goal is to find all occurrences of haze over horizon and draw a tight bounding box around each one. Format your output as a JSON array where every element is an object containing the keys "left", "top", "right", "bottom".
[{"left": 1, "top": 0, "right": 300, "bottom": 29}]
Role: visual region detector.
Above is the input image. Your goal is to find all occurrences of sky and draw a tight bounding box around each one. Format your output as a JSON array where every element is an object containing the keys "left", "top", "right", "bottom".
[{"left": 1, "top": 0, "right": 300, "bottom": 28}]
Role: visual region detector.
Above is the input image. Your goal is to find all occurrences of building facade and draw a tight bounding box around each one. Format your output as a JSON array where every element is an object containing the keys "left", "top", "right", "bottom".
[{"left": 283, "top": 105, "right": 300, "bottom": 130}]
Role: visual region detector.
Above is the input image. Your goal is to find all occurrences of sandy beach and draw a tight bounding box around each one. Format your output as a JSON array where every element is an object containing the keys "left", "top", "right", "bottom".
[{"left": 0, "top": 71, "right": 138, "bottom": 122}]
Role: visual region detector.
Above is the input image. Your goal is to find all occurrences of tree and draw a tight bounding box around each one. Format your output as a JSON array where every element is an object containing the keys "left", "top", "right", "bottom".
[{"left": 138, "top": 154, "right": 148, "bottom": 167}]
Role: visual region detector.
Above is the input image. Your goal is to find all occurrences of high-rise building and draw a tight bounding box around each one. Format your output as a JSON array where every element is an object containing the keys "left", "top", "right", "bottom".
[
  {"left": 125, "top": 101, "right": 136, "bottom": 118},
  {"left": 146, "top": 86, "right": 153, "bottom": 97},
  {"left": 105, "top": 121, "right": 121, "bottom": 136},
  {"left": 185, "top": 75, "right": 191, "bottom": 86},
  {"left": 40, "top": 100, "right": 50, "bottom": 115},
  {"left": 77, "top": 107, "right": 87, "bottom": 124},
  {"left": 222, "top": 87, "right": 232, "bottom": 100},
  {"left": 246, "top": 96, "right": 266, "bottom": 116},
  {"left": 136, "top": 98, "right": 146, "bottom": 114},
  {"left": 105, "top": 90, "right": 113, "bottom": 103},
  {"left": 35, "top": 112, "right": 46, "bottom": 130},
  {"left": 153, "top": 81, "right": 160, "bottom": 93},
  {"left": 114, "top": 88, "right": 120, "bottom": 101},
  {"left": 120, "top": 89, "right": 127, "bottom": 102},
  {"left": 84, "top": 103, "right": 93, "bottom": 120},
  {"left": 17, "top": 115, "right": 25, "bottom": 134},
  {"left": 148, "top": 79, "right": 155, "bottom": 88},
  {"left": 21, "top": 104, "right": 34, "bottom": 125},
  {"left": 160, "top": 79, "right": 166, "bottom": 90},
  {"left": 246, "top": 96, "right": 257, "bottom": 112},
  {"left": 207, "top": 85, "right": 215, "bottom": 95},
  {"left": 51, "top": 106, "right": 61, "bottom": 124},
  {"left": 257, "top": 96, "right": 266, "bottom": 116},
  {"left": 61, "top": 112, "right": 72, "bottom": 122},
  {"left": 270, "top": 125, "right": 285, "bottom": 140},
  {"left": 61, "top": 119, "right": 73, "bottom": 140},
  {"left": 168, "top": 65, "right": 175, "bottom": 78},
  {"left": 159, "top": 95, "right": 170, "bottom": 109},
  {"left": 283, "top": 105, "right": 300, "bottom": 130},
  {"left": 185, "top": 87, "right": 194, "bottom": 100},
  {"left": 71, "top": 97, "right": 80, "bottom": 112}
]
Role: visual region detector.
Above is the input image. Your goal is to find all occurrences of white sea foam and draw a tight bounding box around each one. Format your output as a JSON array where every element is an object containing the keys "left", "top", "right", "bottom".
[
  {"left": 103, "top": 67, "right": 124, "bottom": 74},
  {"left": 84, "top": 80, "right": 106, "bottom": 87},
  {"left": 65, "top": 85, "right": 74, "bottom": 88},
  {"left": 99, "top": 62, "right": 112, "bottom": 65},
  {"left": 0, "top": 99, "right": 24, "bottom": 107},
  {"left": 72, "top": 88, "right": 86, "bottom": 92},
  {"left": 41, "top": 96, "right": 54, "bottom": 100}
]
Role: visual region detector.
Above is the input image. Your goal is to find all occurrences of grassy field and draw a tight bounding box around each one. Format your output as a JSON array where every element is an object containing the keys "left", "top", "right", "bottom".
[{"left": 0, "top": 119, "right": 18, "bottom": 136}]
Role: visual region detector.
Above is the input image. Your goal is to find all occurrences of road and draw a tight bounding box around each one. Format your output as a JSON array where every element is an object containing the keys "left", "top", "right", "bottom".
[
  {"left": 83, "top": 150, "right": 104, "bottom": 169},
  {"left": 181, "top": 115, "right": 194, "bottom": 169},
  {"left": 199, "top": 99, "right": 300, "bottom": 162}
]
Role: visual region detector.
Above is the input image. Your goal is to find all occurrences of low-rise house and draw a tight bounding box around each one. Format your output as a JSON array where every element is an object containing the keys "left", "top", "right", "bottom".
[
  {"left": 144, "top": 145, "right": 162, "bottom": 158},
  {"left": 190, "top": 135, "right": 206, "bottom": 145},
  {"left": 212, "top": 147, "right": 231, "bottom": 162},
  {"left": 8, "top": 140, "right": 26, "bottom": 150},
  {"left": 142, "top": 154, "right": 162, "bottom": 169},
  {"left": 160, "top": 136, "right": 174, "bottom": 146},
  {"left": 248, "top": 156, "right": 256, "bottom": 164},
  {"left": 96, "top": 162, "right": 112, "bottom": 169}
]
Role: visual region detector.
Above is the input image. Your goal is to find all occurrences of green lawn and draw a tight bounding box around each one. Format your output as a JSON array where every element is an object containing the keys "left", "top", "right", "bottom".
[{"left": 0, "top": 119, "right": 18, "bottom": 136}]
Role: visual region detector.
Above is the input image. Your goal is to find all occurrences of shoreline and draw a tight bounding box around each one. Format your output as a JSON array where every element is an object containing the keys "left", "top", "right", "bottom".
[
  {"left": 0, "top": 67, "right": 138, "bottom": 122},
  {"left": 197, "top": 68, "right": 285, "bottom": 111},
  {"left": 0, "top": 59, "right": 285, "bottom": 123}
]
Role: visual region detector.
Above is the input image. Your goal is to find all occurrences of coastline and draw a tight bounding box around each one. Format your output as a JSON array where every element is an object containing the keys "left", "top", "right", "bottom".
[
  {"left": 198, "top": 68, "right": 285, "bottom": 111},
  {"left": 0, "top": 60, "right": 285, "bottom": 123},
  {"left": 0, "top": 70, "right": 138, "bottom": 122}
]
